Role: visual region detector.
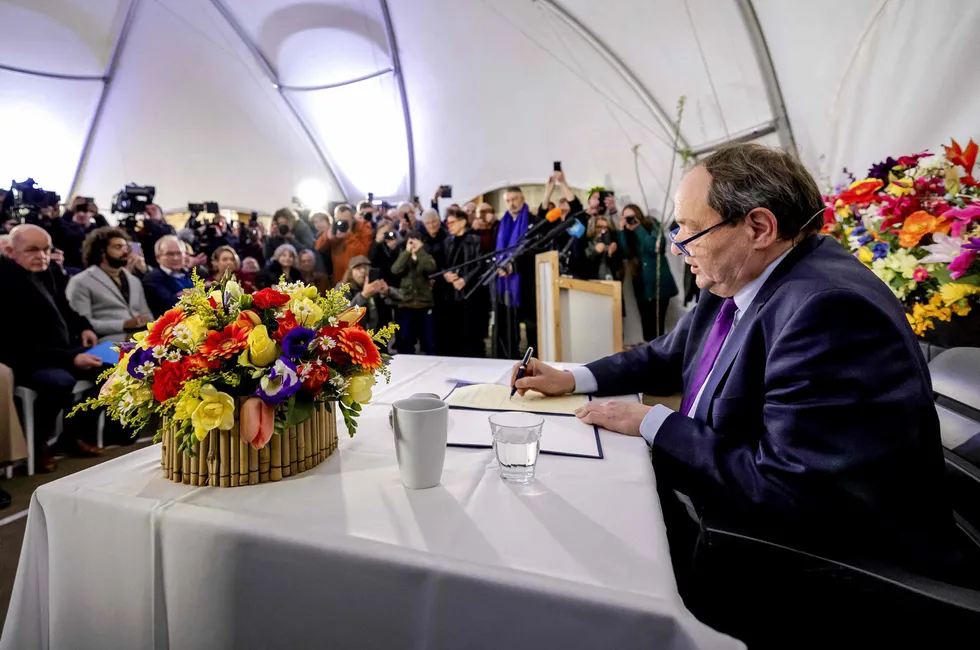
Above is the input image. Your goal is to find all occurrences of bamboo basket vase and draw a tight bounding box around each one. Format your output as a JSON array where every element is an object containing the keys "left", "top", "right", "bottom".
[{"left": 160, "top": 400, "right": 338, "bottom": 486}]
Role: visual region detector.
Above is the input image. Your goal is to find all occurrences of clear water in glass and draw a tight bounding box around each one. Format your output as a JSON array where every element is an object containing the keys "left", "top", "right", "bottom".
[{"left": 489, "top": 412, "right": 544, "bottom": 484}]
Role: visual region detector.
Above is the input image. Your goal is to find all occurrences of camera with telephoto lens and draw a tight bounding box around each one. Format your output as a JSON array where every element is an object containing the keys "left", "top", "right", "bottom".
[
  {"left": 3, "top": 178, "right": 60, "bottom": 224},
  {"left": 186, "top": 201, "right": 221, "bottom": 252},
  {"left": 384, "top": 229, "right": 397, "bottom": 241},
  {"left": 333, "top": 219, "right": 350, "bottom": 235}
]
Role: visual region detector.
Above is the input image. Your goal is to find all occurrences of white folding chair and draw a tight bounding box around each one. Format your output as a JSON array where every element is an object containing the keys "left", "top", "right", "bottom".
[{"left": 12, "top": 380, "right": 104, "bottom": 477}]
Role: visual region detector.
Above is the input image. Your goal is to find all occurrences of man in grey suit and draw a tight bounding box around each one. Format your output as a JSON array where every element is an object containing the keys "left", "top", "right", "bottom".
[{"left": 67, "top": 227, "right": 153, "bottom": 343}]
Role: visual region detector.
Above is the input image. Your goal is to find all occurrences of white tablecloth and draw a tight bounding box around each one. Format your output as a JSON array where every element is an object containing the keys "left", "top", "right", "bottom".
[{"left": 1, "top": 357, "right": 742, "bottom": 650}]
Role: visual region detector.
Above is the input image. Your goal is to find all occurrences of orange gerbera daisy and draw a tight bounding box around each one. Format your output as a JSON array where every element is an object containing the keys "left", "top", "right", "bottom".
[
  {"left": 197, "top": 323, "right": 250, "bottom": 360},
  {"left": 183, "top": 353, "right": 221, "bottom": 376},
  {"left": 146, "top": 307, "right": 186, "bottom": 347},
  {"left": 337, "top": 326, "right": 381, "bottom": 370}
]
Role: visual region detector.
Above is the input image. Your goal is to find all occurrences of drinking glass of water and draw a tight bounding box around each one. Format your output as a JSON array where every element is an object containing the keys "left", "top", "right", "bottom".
[{"left": 489, "top": 412, "right": 544, "bottom": 484}]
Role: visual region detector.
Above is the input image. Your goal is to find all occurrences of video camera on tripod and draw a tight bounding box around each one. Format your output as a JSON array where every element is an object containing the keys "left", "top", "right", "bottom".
[
  {"left": 111, "top": 183, "right": 156, "bottom": 235},
  {"left": 2, "top": 178, "right": 60, "bottom": 224},
  {"left": 187, "top": 201, "right": 223, "bottom": 253}
]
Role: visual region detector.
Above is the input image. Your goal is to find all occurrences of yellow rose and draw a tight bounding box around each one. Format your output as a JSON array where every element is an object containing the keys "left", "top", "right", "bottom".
[
  {"left": 857, "top": 247, "right": 873, "bottom": 264},
  {"left": 173, "top": 392, "right": 202, "bottom": 422},
  {"left": 240, "top": 325, "right": 279, "bottom": 367},
  {"left": 132, "top": 330, "right": 148, "bottom": 343},
  {"left": 344, "top": 373, "right": 375, "bottom": 406},
  {"left": 290, "top": 297, "right": 323, "bottom": 327},
  {"left": 191, "top": 385, "right": 235, "bottom": 440}
]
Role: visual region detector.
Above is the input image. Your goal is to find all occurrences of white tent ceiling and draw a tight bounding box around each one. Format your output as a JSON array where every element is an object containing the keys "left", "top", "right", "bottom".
[{"left": 2, "top": 0, "right": 979, "bottom": 216}]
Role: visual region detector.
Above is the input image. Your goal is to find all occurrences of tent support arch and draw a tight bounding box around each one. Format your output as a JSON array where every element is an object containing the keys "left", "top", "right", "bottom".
[
  {"left": 68, "top": 0, "right": 141, "bottom": 200},
  {"left": 732, "top": 0, "right": 796, "bottom": 154}
]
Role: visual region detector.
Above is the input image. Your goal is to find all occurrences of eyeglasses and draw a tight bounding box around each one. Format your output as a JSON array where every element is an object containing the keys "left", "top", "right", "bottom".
[{"left": 668, "top": 220, "right": 732, "bottom": 257}]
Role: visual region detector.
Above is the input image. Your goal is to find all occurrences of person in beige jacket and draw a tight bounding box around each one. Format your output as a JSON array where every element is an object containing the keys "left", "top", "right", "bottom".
[{"left": 0, "top": 362, "right": 27, "bottom": 503}]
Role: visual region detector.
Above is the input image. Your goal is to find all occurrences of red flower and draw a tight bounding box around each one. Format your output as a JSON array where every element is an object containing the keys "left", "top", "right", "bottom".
[
  {"left": 945, "top": 138, "right": 978, "bottom": 173},
  {"left": 273, "top": 310, "right": 299, "bottom": 342},
  {"left": 146, "top": 308, "right": 186, "bottom": 347},
  {"left": 198, "top": 323, "right": 250, "bottom": 360},
  {"left": 152, "top": 360, "right": 187, "bottom": 402},
  {"left": 836, "top": 178, "right": 883, "bottom": 205},
  {"left": 337, "top": 326, "right": 382, "bottom": 370},
  {"left": 299, "top": 361, "right": 331, "bottom": 393},
  {"left": 183, "top": 353, "right": 220, "bottom": 377},
  {"left": 252, "top": 288, "right": 290, "bottom": 310}
]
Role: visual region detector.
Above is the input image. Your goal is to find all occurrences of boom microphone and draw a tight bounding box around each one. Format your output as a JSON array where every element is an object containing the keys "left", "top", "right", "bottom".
[
  {"left": 533, "top": 211, "right": 587, "bottom": 250},
  {"left": 519, "top": 206, "right": 566, "bottom": 242}
]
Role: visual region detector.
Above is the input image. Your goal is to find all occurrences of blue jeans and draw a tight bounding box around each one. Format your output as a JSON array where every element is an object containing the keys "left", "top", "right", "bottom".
[{"left": 396, "top": 308, "right": 435, "bottom": 355}]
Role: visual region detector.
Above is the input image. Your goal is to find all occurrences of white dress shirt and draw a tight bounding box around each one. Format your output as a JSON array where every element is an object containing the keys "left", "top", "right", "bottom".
[{"left": 570, "top": 247, "right": 793, "bottom": 446}]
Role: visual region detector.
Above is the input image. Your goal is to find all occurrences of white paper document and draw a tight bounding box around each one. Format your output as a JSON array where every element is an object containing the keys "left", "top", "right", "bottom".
[
  {"left": 446, "top": 383, "right": 589, "bottom": 415},
  {"left": 446, "top": 408, "right": 602, "bottom": 459}
]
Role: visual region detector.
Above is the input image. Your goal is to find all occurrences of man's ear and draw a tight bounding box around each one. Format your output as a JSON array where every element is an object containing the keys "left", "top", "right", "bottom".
[{"left": 745, "top": 208, "right": 779, "bottom": 249}]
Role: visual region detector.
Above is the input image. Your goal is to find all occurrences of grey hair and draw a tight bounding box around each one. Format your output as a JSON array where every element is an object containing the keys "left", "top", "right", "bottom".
[
  {"left": 421, "top": 208, "right": 440, "bottom": 223},
  {"left": 154, "top": 234, "right": 182, "bottom": 257},
  {"left": 273, "top": 243, "right": 298, "bottom": 260},
  {"left": 333, "top": 203, "right": 353, "bottom": 219},
  {"left": 700, "top": 143, "right": 825, "bottom": 240}
]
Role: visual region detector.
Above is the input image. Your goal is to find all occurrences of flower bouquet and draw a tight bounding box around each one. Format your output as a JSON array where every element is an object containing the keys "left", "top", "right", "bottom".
[
  {"left": 73, "top": 274, "right": 395, "bottom": 486},
  {"left": 822, "top": 138, "right": 980, "bottom": 339}
]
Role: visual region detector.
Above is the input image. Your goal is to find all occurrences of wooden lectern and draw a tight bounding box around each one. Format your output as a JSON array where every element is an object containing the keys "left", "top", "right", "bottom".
[{"left": 535, "top": 251, "right": 623, "bottom": 363}]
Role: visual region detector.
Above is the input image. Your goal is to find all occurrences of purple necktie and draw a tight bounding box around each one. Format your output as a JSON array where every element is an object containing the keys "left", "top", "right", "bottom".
[{"left": 681, "top": 298, "right": 738, "bottom": 416}]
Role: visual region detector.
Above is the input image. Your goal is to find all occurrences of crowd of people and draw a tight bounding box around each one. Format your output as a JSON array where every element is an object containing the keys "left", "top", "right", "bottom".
[{"left": 0, "top": 167, "right": 679, "bottom": 478}]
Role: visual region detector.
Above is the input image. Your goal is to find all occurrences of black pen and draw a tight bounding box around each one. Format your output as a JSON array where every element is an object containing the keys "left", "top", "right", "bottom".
[{"left": 511, "top": 346, "right": 534, "bottom": 398}]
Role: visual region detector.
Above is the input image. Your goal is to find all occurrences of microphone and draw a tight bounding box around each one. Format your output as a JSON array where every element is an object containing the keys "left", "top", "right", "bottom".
[
  {"left": 519, "top": 207, "right": 565, "bottom": 243},
  {"left": 560, "top": 220, "right": 586, "bottom": 254},
  {"left": 533, "top": 212, "right": 587, "bottom": 250}
]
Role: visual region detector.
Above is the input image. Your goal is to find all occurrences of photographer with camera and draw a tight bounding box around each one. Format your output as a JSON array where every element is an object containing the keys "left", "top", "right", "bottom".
[
  {"left": 583, "top": 213, "right": 621, "bottom": 281},
  {"left": 263, "top": 208, "right": 307, "bottom": 263},
  {"left": 369, "top": 220, "right": 400, "bottom": 329},
  {"left": 316, "top": 203, "right": 373, "bottom": 286},
  {"left": 58, "top": 201, "right": 102, "bottom": 271},
  {"left": 139, "top": 204, "right": 176, "bottom": 268},
  {"left": 617, "top": 203, "right": 678, "bottom": 340},
  {"left": 64, "top": 197, "right": 109, "bottom": 228},
  {"left": 392, "top": 231, "right": 437, "bottom": 355},
  {"left": 356, "top": 200, "right": 377, "bottom": 229}
]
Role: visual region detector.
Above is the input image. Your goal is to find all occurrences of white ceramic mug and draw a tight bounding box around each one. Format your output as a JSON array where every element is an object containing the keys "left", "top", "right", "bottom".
[{"left": 391, "top": 396, "right": 449, "bottom": 489}]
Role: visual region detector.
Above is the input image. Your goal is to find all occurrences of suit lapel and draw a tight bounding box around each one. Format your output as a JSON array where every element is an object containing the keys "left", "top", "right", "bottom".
[
  {"left": 691, "top": 235, "right": 824, "bottom": 422},
  {"left": 92, "top": 268, "right": 129, "bottom": 307}
]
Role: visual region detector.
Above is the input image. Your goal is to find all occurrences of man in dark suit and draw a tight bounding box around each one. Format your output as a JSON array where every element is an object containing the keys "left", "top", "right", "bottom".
[
  {"left": 437, "top": 208, "right": 489, "bottom": 357},
  {"left": 512, "top": 143, "right": 959, "bottom": 582},
  {"left": 0, "top": 225, "right": 105, "bottom": 470},
  {"left": 142, "top": 234, "right": 194, "bottom": 317}
]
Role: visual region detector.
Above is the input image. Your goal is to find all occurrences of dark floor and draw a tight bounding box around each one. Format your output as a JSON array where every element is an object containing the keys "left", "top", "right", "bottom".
[{"left": 0, "top": 441, "right": 153, "bottom": 632}]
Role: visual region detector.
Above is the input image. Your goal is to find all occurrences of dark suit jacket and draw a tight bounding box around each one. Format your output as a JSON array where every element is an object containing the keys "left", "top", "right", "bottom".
[
  {"left": 142, "top": 267, "right": 190, "bottom": 317},
  {"left": 587, "top": 235, "right": 958, "bottom": 574},
  {"left": 0, "top": 257, "right": 93, "bottom": 375}
]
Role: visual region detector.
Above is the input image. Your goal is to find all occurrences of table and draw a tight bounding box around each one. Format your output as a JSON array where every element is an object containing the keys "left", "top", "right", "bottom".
[{"left": 1, "top": 357, "right": 742, "bottom": 650}]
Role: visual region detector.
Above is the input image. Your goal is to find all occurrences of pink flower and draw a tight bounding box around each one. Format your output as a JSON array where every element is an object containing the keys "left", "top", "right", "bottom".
[
  {"left": 913, "top": 267, "right": 930, "bottom": 282},
  {"left": 240, "top": 397, "right": 275, "bottom": 450},
  {"left": 949, "top": 250, "right": 978, "bottom": 280},
  {"left": 942, "top": 204, "right": 980, "bottom": 238}
]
